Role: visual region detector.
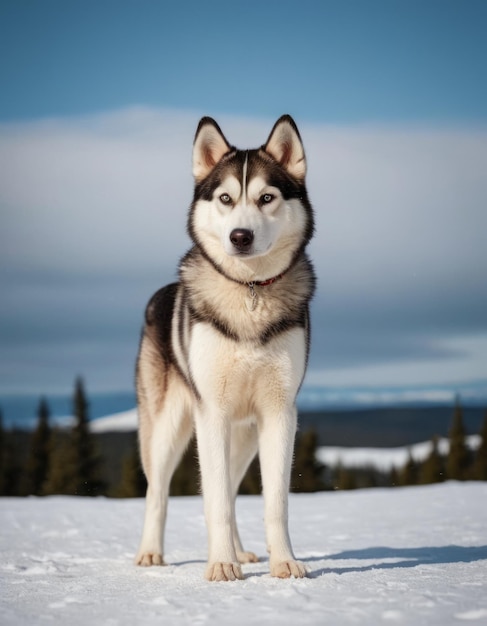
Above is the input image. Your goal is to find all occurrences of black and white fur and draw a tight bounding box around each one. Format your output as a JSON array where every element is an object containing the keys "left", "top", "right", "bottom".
[{"left": 135, "top": 115, "right": 315, "bottom": 581}]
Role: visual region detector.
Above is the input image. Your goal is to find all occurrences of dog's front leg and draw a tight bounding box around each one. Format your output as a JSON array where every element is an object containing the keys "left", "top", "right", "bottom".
[
  {"left": 258, "top": 407, "right": 307, "bottom": 578},
  {"left": 195, "top": 409, "right": 243, "bottom": 581}
]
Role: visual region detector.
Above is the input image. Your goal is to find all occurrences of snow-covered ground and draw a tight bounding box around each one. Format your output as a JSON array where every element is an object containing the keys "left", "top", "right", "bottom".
[{"left": 2, "top": 483, "right": 487, "bottom": 625}]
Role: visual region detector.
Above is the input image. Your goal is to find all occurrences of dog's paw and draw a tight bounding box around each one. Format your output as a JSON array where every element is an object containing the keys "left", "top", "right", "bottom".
[
  {"left": 135, "top": 552, "right": 165, "bottom": 567},
  {"left": 270, "top": 560, "right": 308, "bottom": 579},
  {"left": 205, "top": 562, "right": 243, "bottom": 582},
  {"left": 237, "top": 550, "right": 259, "bottom": 564}
]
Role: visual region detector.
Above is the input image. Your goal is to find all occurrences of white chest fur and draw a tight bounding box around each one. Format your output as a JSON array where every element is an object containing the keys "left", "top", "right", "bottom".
[{"left": 188, "top": 323, "right": 306, "bottom": 418}]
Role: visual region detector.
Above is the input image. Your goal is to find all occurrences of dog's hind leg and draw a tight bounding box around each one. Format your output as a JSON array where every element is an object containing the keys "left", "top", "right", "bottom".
[
  {"left": 229, "top": 422, "right": 259, "bottom": 564},
  {"left": 135, "top": 376, "right": 193, "bottom": 567}
]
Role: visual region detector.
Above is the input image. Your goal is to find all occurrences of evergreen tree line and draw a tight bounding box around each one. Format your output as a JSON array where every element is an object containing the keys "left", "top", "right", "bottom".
[
  {"left": 1, "top": 382, "right": 486, "bottom": 497},
  {"left": 0, "top": 378, "right": 106, "bottom": 497},
  {"left": 323, "top": 402, "right": 487, "bottom": 491}
]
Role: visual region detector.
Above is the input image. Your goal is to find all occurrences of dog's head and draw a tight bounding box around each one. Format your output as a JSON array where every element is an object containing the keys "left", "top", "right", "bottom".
[{"left": 188, "top": 115, "right": 314, "bottom": 281}]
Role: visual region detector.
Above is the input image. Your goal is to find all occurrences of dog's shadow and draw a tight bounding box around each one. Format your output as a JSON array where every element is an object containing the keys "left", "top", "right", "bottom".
[
  {"left": 168, "top": 545, "right": 487, "bottom": 579},
  {"left": 303, "top": 545, "right": 487, "bottom": 578},
  {"left": 171, "top": 559, "right": 207, "bottom": 567}
]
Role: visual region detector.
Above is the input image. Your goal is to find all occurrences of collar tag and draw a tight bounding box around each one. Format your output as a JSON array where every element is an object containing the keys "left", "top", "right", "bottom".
[{"left": 246, "top": 282, "right": 258, "bottom": 311}]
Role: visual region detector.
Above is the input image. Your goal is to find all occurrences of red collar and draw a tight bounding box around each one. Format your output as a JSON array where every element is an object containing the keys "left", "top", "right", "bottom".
[{"left": 252, "top": 273, "right": 284, "bottom": 287}]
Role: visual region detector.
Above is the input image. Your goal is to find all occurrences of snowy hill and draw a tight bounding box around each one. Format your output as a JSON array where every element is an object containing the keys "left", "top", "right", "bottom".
[
  {"left": 317, "top": 435, "right": 481, "bottom": 471},
  {"left": 89, "top": 408, "right": 138, "bottom": 433},
  {"left": 2, "top": 483, "right": 487, "bottom": 625}
]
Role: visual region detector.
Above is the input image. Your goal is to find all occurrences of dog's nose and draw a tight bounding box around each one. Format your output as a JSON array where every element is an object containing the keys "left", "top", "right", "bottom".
[{"left": 230, "top": 228, "right": 254, "bottom": 252}]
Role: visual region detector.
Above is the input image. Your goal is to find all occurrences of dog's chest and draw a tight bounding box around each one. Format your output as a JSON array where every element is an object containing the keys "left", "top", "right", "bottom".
[{"left": 188, "top": 322, "right": 306, "bottom": 415}]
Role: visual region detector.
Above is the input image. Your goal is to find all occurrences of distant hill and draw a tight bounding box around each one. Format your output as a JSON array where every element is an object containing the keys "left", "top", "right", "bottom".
[
  {"left": 299, "top": 405, "right": 485, "bottom": 447},
  {"left": 83, "top": 404, "right": 486, "bottom": 489},
  {"left": 86, "top": 404, "right": 486, "bottom": 448},
  {"left": 87, "top": 403, "right": 487, "bottom": 451}
]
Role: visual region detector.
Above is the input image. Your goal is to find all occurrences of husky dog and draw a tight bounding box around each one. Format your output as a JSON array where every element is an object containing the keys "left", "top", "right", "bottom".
[{"left": 135, "top": 115, "right": 315, "bottom": 581}]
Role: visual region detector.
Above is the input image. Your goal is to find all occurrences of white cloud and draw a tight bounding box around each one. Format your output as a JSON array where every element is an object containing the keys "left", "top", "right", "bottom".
[
  {"left": 305, "top": 333, "right": 487, "bottom": 388},
  {"left": 0, "top": 109, "right": 487, "bottom": 283},
  {"left": 0, "top": 108, "right": 195, "bottom": 273},
  {"left": 1, "top": 108, "right": 486, "bottom": 392},
  {"left": 1, "top": 109, "right": 485, "bottom": 291},
  {"left": 304, "top": 123, "right": 487, "bottom": 301}
]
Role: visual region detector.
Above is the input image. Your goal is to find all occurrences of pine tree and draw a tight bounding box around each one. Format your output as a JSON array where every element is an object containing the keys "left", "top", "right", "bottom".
[
  {"left": 115, "top": 436, "right": 147, "bottom": 498},
  {"left": 389, "top": 466, "right": 399, "bottom": 487},
  {"left": 399, "top": 451, "right": 418, "bottom": 486},
  {"left": 23, "top": 397, "right": 51, "bottom": 495},
  {"left": 291, "top": 429, "right": 325, "bottom": 492},
  {"left": 0, "top": 408, "right": 5, "bottom": 494},
  {"left": 446, "top": 399, "right": 471, "bottom": 481},
  {"left": 356, "top": 466, "right": 379, "bottom": 489},
  {"left": 471, "top": 411, "right": 487, "bottom": 481},
  {"left": 170, "top": 437, "right": 199, "bottom": 496},
  {"left": 43, "top": 378, "right": 106, "bottom": 496},
  {"left": 239, "top": 456, "right": 261, "bottom": 495},
  {"left": 335, "top": 462, "right": 356, "bottom": 490},
  {"left": 418, "top": 435, "right": 445, "bottom": 485},
  {"left": 0, "top": 419, "right": 23, "bottom": 496},
  {"left": 42, "top": 427, "right": 78, "bottom": 495},
  {"left": 71, "top": 377, "right": 105, "bottom": 496}
]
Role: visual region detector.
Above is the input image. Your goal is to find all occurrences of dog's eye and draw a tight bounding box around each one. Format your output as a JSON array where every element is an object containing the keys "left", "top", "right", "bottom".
[
  {"left": 219, "top": 193, "right": 232, "bottom": 205},
  {"left": 261, "top": 193, "right": 274, "bottom": 204}
]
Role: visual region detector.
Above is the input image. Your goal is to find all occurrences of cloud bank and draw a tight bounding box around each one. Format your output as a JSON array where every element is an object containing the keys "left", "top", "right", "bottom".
[{"left": 1, "top": 108, "right": 486, "bottom": 394}]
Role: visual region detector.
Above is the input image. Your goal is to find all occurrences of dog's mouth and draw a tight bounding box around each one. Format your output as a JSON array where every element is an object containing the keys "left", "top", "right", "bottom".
[
  {"left": 226, "top": 239, "right": 274, "bottom": 259},
  {"left": 226, "top": 248, "right": 256, "bottom": 260},
  {"left": 233, "top": 249, "right": 253, "bottom": 256}
]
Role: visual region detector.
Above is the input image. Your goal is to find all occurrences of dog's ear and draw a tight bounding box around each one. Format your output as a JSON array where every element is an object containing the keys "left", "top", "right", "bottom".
[
  {"left": 263, "top": 115, "right": 306, "bottom": 180},
  {"left": 193, "top": 117, "right": 232, "bottom": 182}
]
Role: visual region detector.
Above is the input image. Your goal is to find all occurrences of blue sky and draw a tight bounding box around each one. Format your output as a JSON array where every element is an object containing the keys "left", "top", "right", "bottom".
[
  {"left": 1, "top": 0, "right": 486, "bottom": 124},
  {"left": 1, "top": 0, "right": 487, "bottom": 406}
]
